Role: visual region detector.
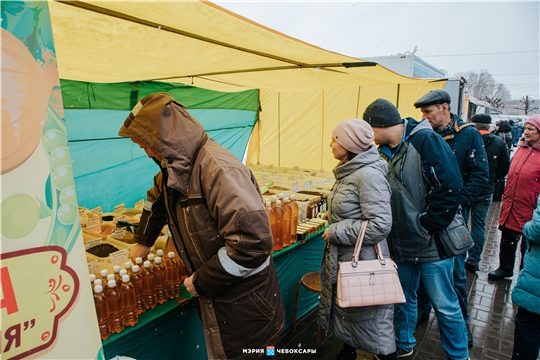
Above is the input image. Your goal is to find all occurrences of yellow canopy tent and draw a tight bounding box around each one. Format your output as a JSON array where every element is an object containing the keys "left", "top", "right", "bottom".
[{"left": 49, "top": 0, "right": 445, "bottom": 170}]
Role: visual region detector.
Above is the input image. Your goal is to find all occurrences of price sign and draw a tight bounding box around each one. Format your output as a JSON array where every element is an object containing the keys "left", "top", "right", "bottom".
[
  {"left": 292, "top": 182, "right": 301, "bottom": 193},
  {"left": 85, "top": 238, "right": 102, "bottom": 250},
  {"left": 109, "top": 249, "right": 129, "bottom": 266},
  {"left": 87, "top": 218, "right": 101, "bottom": 233},
  {"left": 304, "top": 180, "right": 314, "bottom": 189},
  {"left": 111, "top": 228, "right": 127, "bottom": 240},
  {"left": 114, "top": 203, "right": 126, "bottom": 214},
  {"left": 134, "top": 199, "right": 145, "bottom": 209},
  {"left": 90, "top": 206, "right": 102, "bottom": 216}
]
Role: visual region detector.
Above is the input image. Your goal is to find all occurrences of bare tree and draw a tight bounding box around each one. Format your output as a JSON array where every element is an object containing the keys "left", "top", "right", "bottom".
[
  {"left": 515, "top": 96, "right": 539, "bottom": 115},
  {"left": 454, "top": 69, "right": 511, "bottom": 104}
]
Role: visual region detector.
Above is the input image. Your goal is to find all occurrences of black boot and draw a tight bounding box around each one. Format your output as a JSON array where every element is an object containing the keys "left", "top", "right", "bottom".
[
  {"left": 488, "top": 228, "right": 521, "bottom": 280},
  {"left": 336, "top": 342, "right": 356, "bottom": 360}
]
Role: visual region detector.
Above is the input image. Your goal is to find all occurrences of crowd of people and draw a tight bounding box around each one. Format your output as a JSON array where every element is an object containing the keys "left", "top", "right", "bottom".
[
  {"left": 319, "top": 90, "right": 540, "bottom": 360},
  {"left": 119, "top": 90, "right": 538, "bottom": 360}
]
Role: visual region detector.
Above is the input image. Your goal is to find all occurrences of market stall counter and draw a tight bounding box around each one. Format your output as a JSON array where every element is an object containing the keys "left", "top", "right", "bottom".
[{"left": 103, "top": 229, "right": 326, "bottom": 359}]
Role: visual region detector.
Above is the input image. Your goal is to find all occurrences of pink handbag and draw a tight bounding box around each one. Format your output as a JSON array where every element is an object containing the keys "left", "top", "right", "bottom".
[{"left": 336, "top": 220, "right": 406, "bottom": 308}]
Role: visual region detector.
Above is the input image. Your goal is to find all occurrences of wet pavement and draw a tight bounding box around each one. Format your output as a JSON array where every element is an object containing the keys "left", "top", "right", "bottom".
[{"left": 276, "top": 201, "right": 529, "bottom": 360}]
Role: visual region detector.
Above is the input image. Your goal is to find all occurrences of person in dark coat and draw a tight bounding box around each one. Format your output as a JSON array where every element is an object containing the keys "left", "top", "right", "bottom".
[
  {"left": 495, "top": 120, "right": 514, "bottom": 151},
  {"left": 465, "top": 114, "right": 510, "bottom": 272},
  {"left": 413, "top": 90, "right": 489, "bottom": 347},
  {"left": 365, "top": 99, "right": 468, "bottom": 359},
  {"left": 510, "top": 120, "right": 525, "bottom": 147}
]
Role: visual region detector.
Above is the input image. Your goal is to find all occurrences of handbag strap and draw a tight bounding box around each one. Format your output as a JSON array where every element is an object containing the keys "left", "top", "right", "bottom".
[{"left": 352, "top": 220, "right": 386, "bottom": 268}]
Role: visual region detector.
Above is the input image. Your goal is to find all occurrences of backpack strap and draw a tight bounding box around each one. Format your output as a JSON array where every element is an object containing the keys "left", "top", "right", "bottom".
[{"left": 442, "top": 121, "right": 474, "bottom": 140}]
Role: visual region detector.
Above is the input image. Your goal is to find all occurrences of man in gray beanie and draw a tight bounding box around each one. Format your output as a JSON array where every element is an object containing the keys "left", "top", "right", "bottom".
[{"left": 364, "top": 98, "right": 469, "bottom": 359}]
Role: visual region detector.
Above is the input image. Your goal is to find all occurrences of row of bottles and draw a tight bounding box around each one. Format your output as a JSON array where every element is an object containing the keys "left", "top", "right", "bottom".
[
  {"left": 92, "top": 251, "right": 182, "bottom": 340},
  {"left": 265, "top": 195, "right": 299, "bottom": 252}
]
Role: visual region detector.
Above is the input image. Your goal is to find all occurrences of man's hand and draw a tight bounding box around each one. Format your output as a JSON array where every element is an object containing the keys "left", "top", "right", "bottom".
[
  {"left": 184, "top": 274, "right": 199, "bottom": 297},
  {"left": 129, "top": 244, "right": 151, "bottom": 263}
]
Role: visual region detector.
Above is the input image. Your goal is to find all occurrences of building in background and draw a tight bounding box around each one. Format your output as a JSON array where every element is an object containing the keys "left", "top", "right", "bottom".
[{"left": 366, "top": 53, "right": 490, "bottom": 121}]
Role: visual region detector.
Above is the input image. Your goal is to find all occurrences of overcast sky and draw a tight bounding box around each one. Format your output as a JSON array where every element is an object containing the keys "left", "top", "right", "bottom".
[{"left": 214, "top": 1, "right": 539, "bottom": 100}]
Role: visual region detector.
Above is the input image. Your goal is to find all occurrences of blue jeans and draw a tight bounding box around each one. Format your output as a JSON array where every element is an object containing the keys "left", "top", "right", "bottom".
[
  {"left": 467, "top": 194, "right": 493, "bottom": 265},
  {"left": 395, "top": 259, "right": 468, "bottom": 360},
  {"left": 512, "top": 307, "right": 540, "bottom": 359}
]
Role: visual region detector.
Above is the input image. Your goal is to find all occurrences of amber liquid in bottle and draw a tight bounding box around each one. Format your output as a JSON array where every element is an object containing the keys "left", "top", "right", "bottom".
[
  {"left": 94, "top": 285, "right": 110, "bottom": 340},
  {"left": 106, "top": 280, "right": 124, "bottom": 334},
  {"left": 165, "top": 252, "right": 181, "bottom": 299},
  {"left": 274, "top": 200, "right": 284, "bottom": 251},
  {"left": 142, "top": 261, "right": 157, "bottom": 309},
  {"left": 153, "top": 256, "right": 168, "bottom": 304},
  {"left": 130, "top": 265, "right": 146, "bottom": 315},
  {"left": 120, "top": 275, "right": 138, "bottom": 327},
  {"left": 282, "top": 198, "right": 292, "bottom": 247},
  {"left": 290, "top": 195, "right": 299, "bottom": 244}
]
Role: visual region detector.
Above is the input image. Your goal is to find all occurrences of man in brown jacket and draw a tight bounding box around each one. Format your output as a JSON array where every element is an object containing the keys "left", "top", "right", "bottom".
[{"left": 119, "top": 92, "right": 285, "bottom": 359}]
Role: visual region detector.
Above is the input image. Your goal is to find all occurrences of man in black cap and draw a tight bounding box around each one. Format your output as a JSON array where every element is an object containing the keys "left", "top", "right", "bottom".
[
  {"left": 364, "top": 98, "right": 469, "bottom": 359},
  {"left": 413, "top": 89, "right": 489, "bottom": 347},
  {"left": 467, "top": 114, "right": 510, "bottom": 272}
]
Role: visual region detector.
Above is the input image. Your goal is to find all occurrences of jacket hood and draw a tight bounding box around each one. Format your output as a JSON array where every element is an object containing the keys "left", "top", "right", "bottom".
[
  {"left": 118, "top": 92, "right": 208, "bottom": 195},
  {"left": 333, "top": 145, "right": 387, "bottom": 180}
]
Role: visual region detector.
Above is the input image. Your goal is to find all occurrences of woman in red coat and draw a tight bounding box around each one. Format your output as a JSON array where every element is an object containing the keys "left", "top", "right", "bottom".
[{"left": 489, "top": 114, "right": 540, "bottom": 280}]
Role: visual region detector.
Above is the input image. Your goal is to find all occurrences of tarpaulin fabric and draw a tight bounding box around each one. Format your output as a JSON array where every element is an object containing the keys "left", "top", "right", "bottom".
[
  {"left": 47, "top": 0, "right": 446, "bottom": 199},
  {"left": 62, "top": 80, "right": 259, "bottom": 210}
]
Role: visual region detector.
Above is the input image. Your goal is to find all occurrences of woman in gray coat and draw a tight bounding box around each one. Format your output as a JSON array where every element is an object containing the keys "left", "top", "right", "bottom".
[{"left": 319, "top": 119, "right": 396, "bottom": 360}]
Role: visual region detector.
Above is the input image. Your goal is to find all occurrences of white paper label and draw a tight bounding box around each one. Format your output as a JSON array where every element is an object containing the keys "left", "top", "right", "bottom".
[
  {"left": 259, "top": 175, "right": 269, "bottom": 185},
  {"left": 292, "top": 182, "right": 301, "bottom": 193},
  {"left": 114, "top": 203, "right": 126, "bottom": 214},
  {"left": 304, "top": 180, "right": 313, "bottom": 189},
  {"left": 317, "top": 179, "right": 325, "bottom": 184},
  {"left": 110, "top": 249, "right": 129, "bottom": 266},
  {"left": 299, "top": 173, "right": 305, "bottom": 180},
  {"left": 134, "top": 199, "right": 145, "bottom": 209},
  {"left": 87, "top": 218, "right": 101, "bottom": 233},
  {"left": 111, "top": 228, "right": 127, "bottom": 240},
  {"left": 274, "top": 173, "right": 283, "bottom": 184},
  {"left": 114, "top": 215, "right": 125, "bottom": 222},
  {"left": 85, "top": 238, "right": 102, "bottom": 250},
  {"left": 90, "top": 206, "right": 103, "bottom": 216},
  {"left": 288, "top": 175, "right": 296, "bottom": 181},
  {"left": 88, "top": 262, "right": 97, "bottom": 275}
]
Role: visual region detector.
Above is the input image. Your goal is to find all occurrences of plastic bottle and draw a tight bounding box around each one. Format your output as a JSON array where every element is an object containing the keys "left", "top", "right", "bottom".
[
  {"left": 120, "top": 269, "right": 128, "bottom": 278},
  {"left": 282, "top": 198, "right": 292, "bottom": 247},
  {"left": 113, "top": 265, "right": 122, "bottom": 286},
  {"left": 165, "top": 252, "right": 181, "bottom": 299},
  {"left": 265, "top": 201, "right": 277, "bottom": 251},
  {"left": 105, "top": 280, "right": 124, "bottom": 334},
  {"left": 147, "top": 253, "right": 155, "bottom": 269},
  {"left": 142, "top": 260, "right": 157, "bottom": 309},
  {"left": 270, "top": 196, "right": 277, "bottom": 211},
  {"left": 135, "top": 257, "right": 143, "bottom": 268},
  {"left": 306, "top": 199, "right": 313, "bottom": 219},
  {"left": 124, "top": 261, "right": 133, "bottom": 278},
  {"left": 99, "top": 269, "right": 109, "bottom": 282},
  {"left": 94, "top": 279, "right": 103, "bottom": 288},
  {"left": 130, "top": 265, "right": 145, "bottom": 314},
  {"left": 90, "top": 274, "right": 96, "bottom": 288},
  {"left": 290, "top": 195, "right": 299, "bottom": 244},
  {"left": 120, "top": 275, "right": 138, "bottom": 327},
  {"left": 153, "top": 257, "right": 167, "bottom": 304},
  {"left": 156, "top": 249, "right": 164, "bottom": 258},
  {"left": 93, "top": 284, "right": 110, "bottom": 340},
  {"left": 274, "top": 200, "right": 284, "bottom": 251}
]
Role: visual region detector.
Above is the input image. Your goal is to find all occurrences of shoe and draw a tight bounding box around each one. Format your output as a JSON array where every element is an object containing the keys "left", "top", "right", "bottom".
[
  {"left": 465, "top": 261, "right": 479, "bottom": 273},
  {"left": 415, "top": 311, "right": 430, "bottom": 329},
  {"left": 396, "top": 348, "right": 413, "bottom": 358},
  {"left": 488, "top": 268, "right": 513, "bottom": 280},
  {"left": 335, "top": 348, "right": 356, "bottom": 360},
  {"left": 467, "top": 324, "right": 473, "bottom": 348}
]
